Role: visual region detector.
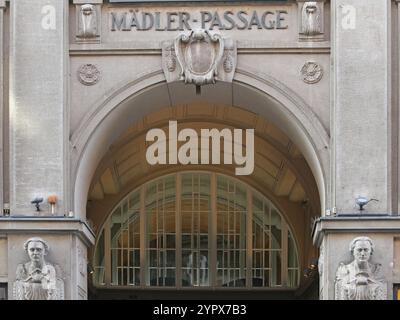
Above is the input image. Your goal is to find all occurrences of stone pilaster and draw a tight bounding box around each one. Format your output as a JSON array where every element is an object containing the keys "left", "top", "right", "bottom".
[
  {"left": 9, "top": 0, "right": 68, "bottom": 216},
  {"left": 331, "top": 0, "right": 391, "bottom": 214},
  {"left": 0, "top": 0, "right": 5, "bottom": 216}
]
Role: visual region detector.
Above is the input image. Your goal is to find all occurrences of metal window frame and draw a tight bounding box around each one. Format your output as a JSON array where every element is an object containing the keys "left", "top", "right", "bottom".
[{"left": 94, "top": 171, "right": 299, "bottom": 290}]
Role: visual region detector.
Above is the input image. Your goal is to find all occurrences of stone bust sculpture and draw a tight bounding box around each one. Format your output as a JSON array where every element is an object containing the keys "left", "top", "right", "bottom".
[
  {"left": 334, "top": 236, "right": 386, "bottom": 300},
  {"left": 301, "top": 1, "right": 322, "bottom": 36},
  {"left": 13, "top": 237, "right": 64, "bottom": 300},
  {"left": 77, "top": 4, "right": 98, "bottom": 39}
]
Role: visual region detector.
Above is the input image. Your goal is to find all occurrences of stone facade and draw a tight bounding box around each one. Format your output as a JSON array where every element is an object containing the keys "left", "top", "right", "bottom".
[{"left": 0, "top": 0, "right": 399, "bottom": 300}]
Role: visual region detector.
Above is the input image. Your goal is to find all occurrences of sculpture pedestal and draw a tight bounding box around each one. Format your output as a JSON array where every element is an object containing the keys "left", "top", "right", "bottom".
[
  {"left": 313, "top": 216, "right": 400, "bottom": 300},
  {"left": 0, "top": 218, "right": 95, "bottom": 300}
]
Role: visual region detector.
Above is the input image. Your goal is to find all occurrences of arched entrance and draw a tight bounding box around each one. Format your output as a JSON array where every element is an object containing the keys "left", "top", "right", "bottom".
[
  {"left": 92, "top": 172, "right": 300, "bottom": 293},
  {"left": 71, "top": 73, "right": 329, "bottom": 299},
  {"left": 71, "top": 72, "right": 329, "bottom": 221}
]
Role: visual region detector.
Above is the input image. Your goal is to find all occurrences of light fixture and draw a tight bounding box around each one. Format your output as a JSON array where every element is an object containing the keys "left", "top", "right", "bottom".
[
  {"left": 355, "top": 196, "right": 379, "bottom": 211},
  {"left": 47, "top": 195, "right": 57, "bottom": 215},
  {"left": 87, "top": 263, "right": 94, "bottom": 275},
  {"left": 304, "top": 259, "right": 319, "bottom": 278},
  {"left": 31, "top": 197, "right": 44, "bottom": 212}
]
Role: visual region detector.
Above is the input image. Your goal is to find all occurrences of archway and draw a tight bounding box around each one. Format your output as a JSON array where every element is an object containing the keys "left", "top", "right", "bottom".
[
  {"left": 71, "top": 71, "right": 329, "bottom": 298},
  {"left": 71, "top": 70, "right": 329, "bottom": 222}
]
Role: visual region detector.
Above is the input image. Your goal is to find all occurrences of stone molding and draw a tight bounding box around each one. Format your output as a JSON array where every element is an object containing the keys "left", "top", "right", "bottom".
[
  {"left": 0, "top": 218, "right": 95, "bottom": 246},
  {"left": 312, "top": 216, "right": 400, "bottom": 246},
  {"left": 73, "top": 0, "right": 103, "bottom": 4}
]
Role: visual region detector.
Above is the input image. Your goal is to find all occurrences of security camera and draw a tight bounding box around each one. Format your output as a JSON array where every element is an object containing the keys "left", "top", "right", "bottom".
[
  {"left": 31, "top": 197, "right": 44, "bottom": 212},
  {"left": 355, "top": 197, "right": 378, "bottom": 211}
]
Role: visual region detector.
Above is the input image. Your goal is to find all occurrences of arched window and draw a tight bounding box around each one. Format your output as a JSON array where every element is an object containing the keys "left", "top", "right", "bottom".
[{"left": 93, "top": 172, "right": 299, "bottom": 288}]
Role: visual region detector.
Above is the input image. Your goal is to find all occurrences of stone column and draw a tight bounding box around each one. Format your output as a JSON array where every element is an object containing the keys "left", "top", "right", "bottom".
[{"left": 9, "top": 0, "right": 68, "bottom": 216}]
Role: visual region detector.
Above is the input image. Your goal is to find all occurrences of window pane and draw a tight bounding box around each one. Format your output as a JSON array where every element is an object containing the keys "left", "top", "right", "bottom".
[
  {"left": 146, "top": 176, "right": 176, "bottom": 287},
  {"left": 217, "top": 176, "right": 246, "bottom": 288},
  {"left": 181, "top": 173, "right": 210, "bottom": 287}
]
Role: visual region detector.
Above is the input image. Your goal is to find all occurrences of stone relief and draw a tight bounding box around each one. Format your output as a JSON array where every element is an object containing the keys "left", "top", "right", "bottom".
[
  {"left": 335, "top": 237, "right": 387, "bottom": 300},
  {"left": 76, "top": 4, "right": 99, "bottom": 42},
  {"left": 13, "top": 238, "right": 64, "bottom": 300},
  {"left": 78, "top": 64, "right": 100, "bottom": 86},
  {"left": 300, "top": 1, "right": 324, "bottom": 40},
  {"left": 164, "top": 45, "right": 177, "bottom": 72},
  {"left": 176, "top": 29, "right": 224, "bottom": 86},
  {"left": 162, "top": 30, "right": 237, "bottom": 85},
  {"left": 301, "top": 61, "right": 323, "bottom": 84},
  {"left": 223, "top": 49, "right": 235, "bottom": 73}
]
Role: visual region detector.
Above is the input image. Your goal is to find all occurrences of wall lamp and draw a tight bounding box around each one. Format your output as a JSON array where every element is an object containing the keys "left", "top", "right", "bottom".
[
  {"left": 87, "top": 263, "right": 94, "bottom": 275},
  {"left": 304, "top": 259, "right": 319, "bottom": 278},
  {"left": 355, "top": 197, "right": 379, "bottom": 211},
  {"left": 31, "top": 197, "right": 44, "bottom": 212}
]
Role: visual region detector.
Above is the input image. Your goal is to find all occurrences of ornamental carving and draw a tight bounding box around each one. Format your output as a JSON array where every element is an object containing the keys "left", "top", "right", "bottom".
[
  {"left": 223, "top": 49, "right": 235, "bottom": 73},
  {"left": 162, "top": 30, "right": 237, "bottom": 85},
  {"left": 164, "top": 45, "right": 177, "bottom": 72},
  {"left": 334, "top": 237, "right": 387, "bottom": 300},
  {"left": 301, "top": 2, "right": 322, "bottom": 36},
  {"left": 13, "top": 238, "right": 64, "bottom": 300},
  {"left": 301, "top": 61, "right": 323, "bottom": 84},
  {"left": 78, "top": 64, "right": 100, "bottom": 86},
  {"left": 76, "top": 4, "right": 100, "bottom": 43}
]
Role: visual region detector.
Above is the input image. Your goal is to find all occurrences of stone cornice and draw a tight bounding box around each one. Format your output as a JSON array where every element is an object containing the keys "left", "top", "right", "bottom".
[
  {"left": 312, "top": 215, "right": 400, "bottom": 246},
  {"left": 296, "top": 0, "right": 326, "bottom": 3},
  {"left": 70, "top": 42, "right": 331, "bottom": 55},
  {"left": 73, "top": 0, "right": 103, "bottom": 4},
  {"left": 0, "top": 217, "right": 96, "bottom": 246}
]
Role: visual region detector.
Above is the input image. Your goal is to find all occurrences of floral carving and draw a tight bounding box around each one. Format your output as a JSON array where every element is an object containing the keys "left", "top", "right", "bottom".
[
  {"left": 78, "top": 64, "right": 100, "bottom": 86},
  {"left": 301, "top": 61, "right": 323, "bottom": 84}
]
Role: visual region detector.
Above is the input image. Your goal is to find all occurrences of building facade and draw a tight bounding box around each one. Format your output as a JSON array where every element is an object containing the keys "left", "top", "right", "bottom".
[{"left": 0, "top": 0, "right": 399, "bottom": 300}]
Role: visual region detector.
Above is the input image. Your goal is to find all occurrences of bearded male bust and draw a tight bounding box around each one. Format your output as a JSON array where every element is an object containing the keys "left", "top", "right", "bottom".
[{"left": 334, "top": 236, "right": 387, "bottom": 300}]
